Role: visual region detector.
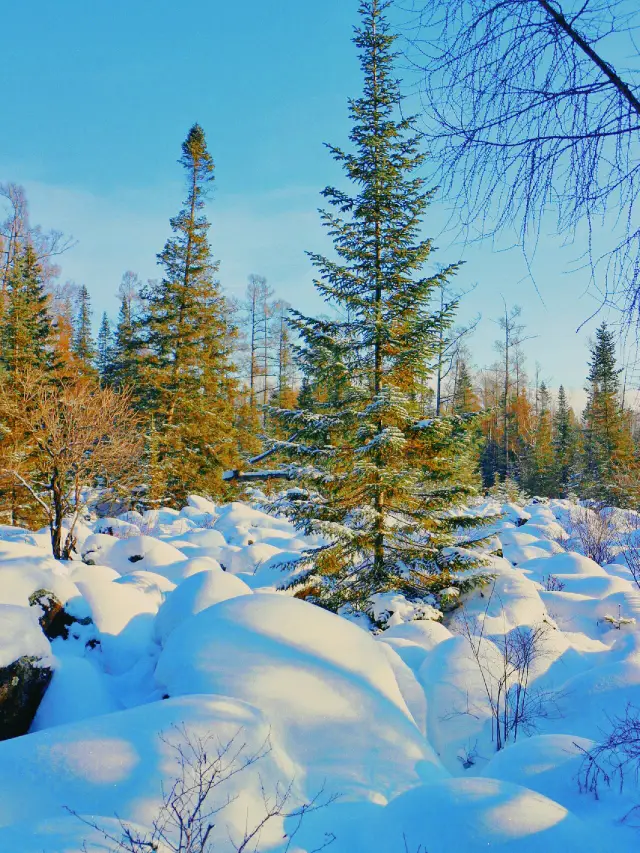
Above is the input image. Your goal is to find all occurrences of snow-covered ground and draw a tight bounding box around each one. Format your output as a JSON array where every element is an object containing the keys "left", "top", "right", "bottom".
[{"left": 1, "top": 495, "right": 640, "bottom": 851}]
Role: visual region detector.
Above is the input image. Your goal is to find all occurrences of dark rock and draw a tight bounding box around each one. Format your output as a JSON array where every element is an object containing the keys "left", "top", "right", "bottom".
[
  {"left": 28, "top": 589, "right": 92, "bottom": 641},
  {"left": 516, "top": 517, "right": 528, "bottom": 527},
  {"left": 128, "top": 554, "right": 143, "bottom": 563},
  {"left": 0, "top": 656, "right": 52, "bottom": 741}
]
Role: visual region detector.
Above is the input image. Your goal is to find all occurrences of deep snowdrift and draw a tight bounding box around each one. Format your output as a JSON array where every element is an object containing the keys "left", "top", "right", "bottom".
[{"left": 0, "top": 494, "right": 639, "bottom": 851}]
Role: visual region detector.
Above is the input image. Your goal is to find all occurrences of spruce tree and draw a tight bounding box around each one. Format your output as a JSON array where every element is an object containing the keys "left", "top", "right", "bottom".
[
  {"left": 452, "top": 358, "right": 479, "bottom": 414},
  {"left": 267, "top": 0, "right": 484, "bottom": 611},
  {"left": 72, "top": 284, "right": 97, "bottom": 372},
  {"left": 581, "top": 322, "right": 631, "bottom": 501},
  {"left": 96, "top": 312, "right": 113, "bottom": 380},
  {"left": 527, "top": 381, "right": 554, "bottom": 496},
  {"left": 2, "top": 245, "right": 53, "bottom": 374},
  {"left": 142, "top": 124, "right": 238, "bottom": 503},
  {"left": 0, "top": 245, "right": 55, "bottom": 526},
  {"left": 553, "top": 385, "right": 579, "bottom": 496},
  {"left": 108, "top": 275, "right": 145, "bottom": 392}
]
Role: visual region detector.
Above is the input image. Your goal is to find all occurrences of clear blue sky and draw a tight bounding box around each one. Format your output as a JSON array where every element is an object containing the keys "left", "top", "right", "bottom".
[{"left": 1, "top": 0, "right": 631, "bottom": 408}]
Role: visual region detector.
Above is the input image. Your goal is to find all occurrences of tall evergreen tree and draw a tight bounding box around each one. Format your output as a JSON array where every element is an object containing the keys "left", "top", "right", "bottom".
[
  {"left": 0, "top": 245, "right": 55, "bottom": 526},
  {"left": 1, "top": 245, "right": 53, "bottom": 374},
  {"left": 108, "top": 274, "right": 145, "bottom": 392},
  {"left": 141, "top": 124, "right": 238, "bottom": 503},
  {"left": 96, "top": 312, "right": 113, "bottom": 380},
  {"left": 581, "top": 322, "right": 632, "bottom": 501},
  {"left": 552, "top": 385, "right": 579, "bottom": 496},
  {"left": 526, "top": 381, "right": 555, "bottom": 496},
  {"left": 266, "top": 0, "right": 484, "bottom": 611},
  {"left": 72, "top": 284, "right": 96, "bottom": 372}
]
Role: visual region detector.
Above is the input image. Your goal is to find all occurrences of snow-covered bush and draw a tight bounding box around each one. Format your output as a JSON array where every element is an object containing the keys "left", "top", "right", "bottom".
[
  {"left": 578, "top": 704, "right": 640, "bottom": 813},
  {"left": 458, "top": 599, "right": 557, "bottom": 751},
  {"left": 566, "top": 505, "right": 617, "bottom": 565},
  {"left": 367, "top": 591, "right": 443, "bottom": 630}
]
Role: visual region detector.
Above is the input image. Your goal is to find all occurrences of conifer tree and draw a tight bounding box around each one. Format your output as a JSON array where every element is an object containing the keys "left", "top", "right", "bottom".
[
  {"left": 108, "top": 273, "right": 145, "bottom": 392},
  {"left": 581, "top": 322, "right": 632, "bottom": 501},
  {"left": 96, "top": 312, "right": 113, "bottom": 380},
  {"left": 527, "top": 381, "right": 554, "bottom": 496},
  {"left": 553, "top": 385, "right": 579, "bottom": 496},
  {"left": 1, "top": 245, "right": 53, "bottom": 374},
  {"left": 0, "top": 245, "right": 55, "bottom": 526},
  {"left": 452, "top": 358, "right": 479, "bottom": 414},
  {"left": 72, "top": 284, "right": 96, "bottom": 372},
  {"left": 142, "top": 124, "right": 238, "bottom": 503},
  {"left": 265, "top": 0, "right": 484, "bottom": 611}
]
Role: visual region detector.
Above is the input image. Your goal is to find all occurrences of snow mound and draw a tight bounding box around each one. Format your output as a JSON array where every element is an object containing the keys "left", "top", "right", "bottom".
[
  {"left": 154, "top": 569, "right": 252, "bottom": 645},
  {"left": 0, "top": 695, "right": 298, "bottom": 852},
  {"left": 520, "top": 551, "right": 609, "bottom": 578},
  {"left": 381, "top": 777, "right": 601, "bottom": 853},
  {"left": 91, "top": 535, "right": 189, "bottom": 580},
  {"left": 156, "top": 593, "right": 445, "bottom": 799}
]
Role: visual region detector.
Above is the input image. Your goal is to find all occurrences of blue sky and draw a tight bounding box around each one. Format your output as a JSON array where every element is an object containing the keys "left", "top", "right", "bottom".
[{"left": 1, "top": 0, "right": 631, "bottom": 408}]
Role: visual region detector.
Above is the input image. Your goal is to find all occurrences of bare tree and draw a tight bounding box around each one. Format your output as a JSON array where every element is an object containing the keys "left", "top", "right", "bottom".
[
  {"left": 402, "top": 0, "right": 640, "bottom": 320},
  {"left": 493, "top": 303, "right": 536, "bottom": 478},
  {"left": 432, "top": 283, "right": 480, "bottom": 416},
  {"left": 0, "top": 369, "right": 143, "bottom": 558},
  {"left": 70, "top": 725, "right": 336, "bottom": 853},
  {"left": 0, "top": 182, "right": 74, "bottom": 292},
  {"left": 457, "top": 585, "right": 557, "bottom": 750},
  {"left": 566, "top": 504, "right": 617, "bottom": 564},
  {"left": 577, "top": 703, "right": 640, "bottom": 821}
]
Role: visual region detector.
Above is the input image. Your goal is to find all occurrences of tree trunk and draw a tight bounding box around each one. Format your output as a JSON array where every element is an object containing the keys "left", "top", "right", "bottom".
[{"left": 50, "top": 471, "right": 64, "bottom": 560}]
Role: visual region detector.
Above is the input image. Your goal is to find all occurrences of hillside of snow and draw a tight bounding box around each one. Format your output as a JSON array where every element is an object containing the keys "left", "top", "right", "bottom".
[{"left": 1, "top": 496, "right": 640, "bottom": 851}]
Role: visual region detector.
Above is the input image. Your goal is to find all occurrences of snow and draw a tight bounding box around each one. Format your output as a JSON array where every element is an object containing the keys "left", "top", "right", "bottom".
[
  {"left": 0, "top": 604, "right": 52, "bottom": 668},
  {"left": 154, "top": 569, "right": 252, "bottom": 644},
  {"left": 1, "top": 495, "right": 640, "bottom": 851},
  {"left": 155, "top": 592, "right": 444, "bottom": 800},
  {"left": 0, "top": 695, "right": 299, "bottom": 852}
]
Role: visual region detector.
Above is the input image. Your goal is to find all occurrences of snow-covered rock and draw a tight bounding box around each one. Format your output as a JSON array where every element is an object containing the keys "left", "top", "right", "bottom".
[{"left": 154, "top": 569, "right": 252, "bottom": 644}]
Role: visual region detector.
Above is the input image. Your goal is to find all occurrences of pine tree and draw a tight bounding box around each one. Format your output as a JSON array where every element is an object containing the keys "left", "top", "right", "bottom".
[
  {"left": 72, "top": 285, "right": 96, "bottom": 372},
  {"left": 141, "top": 124, "right": 238, "bottom": 503},
  {"left": 527, "top": 381, "right": 555, "bottom": 496},
  {"left": 452, "top": 358, "right": 479, "bottom": 414},
  {"left": 96, "top": 312, "right": 113, "bottom": 380},
  {"left": 581, "top": 322, "right": 632, "bottom": 502},
  {"left": 553, "top": 385, "right": 579, "bottom": 497},
  {"left": 108, "top": 272, "right": 145, "bottom": 392},
  {"left": 1, "top": 245, "right": 53, "bottom": 374},
  {"left": 266, "top": 0, "right": 484, "bottom": 611}
]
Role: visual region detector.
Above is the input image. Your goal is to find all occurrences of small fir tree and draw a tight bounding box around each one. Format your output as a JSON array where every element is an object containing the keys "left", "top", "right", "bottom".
[
  {"left": 452, "top": 358, "right": 479, "bottom": 414},
  {"left": 265, "top": 0, "right": 486, "bottom": 611}
]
